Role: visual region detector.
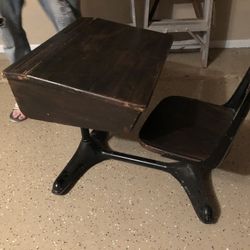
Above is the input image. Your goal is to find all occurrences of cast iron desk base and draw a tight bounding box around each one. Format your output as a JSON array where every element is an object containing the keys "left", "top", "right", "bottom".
[{"left": 52, "top": 128, "right": 215, "bottom": 224}]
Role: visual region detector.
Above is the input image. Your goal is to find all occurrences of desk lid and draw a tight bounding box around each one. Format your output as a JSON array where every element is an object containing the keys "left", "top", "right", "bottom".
[{"left": 4, "top": 18, "right": 172, "bottom": 111}]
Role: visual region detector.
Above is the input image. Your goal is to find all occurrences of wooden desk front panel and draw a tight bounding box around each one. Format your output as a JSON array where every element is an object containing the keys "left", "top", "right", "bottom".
[{"left": 9, "top": 78, "right": 140, "bottom": 133}]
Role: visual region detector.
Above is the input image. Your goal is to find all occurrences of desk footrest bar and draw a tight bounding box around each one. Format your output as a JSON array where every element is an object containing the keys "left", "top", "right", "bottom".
[{"left": 101, "top": 150, "right": 186, "bottom": 171}]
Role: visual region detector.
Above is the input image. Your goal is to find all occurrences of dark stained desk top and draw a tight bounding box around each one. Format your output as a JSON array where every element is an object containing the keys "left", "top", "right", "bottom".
[{"left": 4, "top": 18, "right": 172, "bottom": 133}]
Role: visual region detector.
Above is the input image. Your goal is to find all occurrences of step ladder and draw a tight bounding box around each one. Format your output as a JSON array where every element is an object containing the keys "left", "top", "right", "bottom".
[
  {"left": 130, "top": 0, "right": 137, "bottom": 26},
  {"left": 142, "top": 0, "right": 214, "bottom": 67}
]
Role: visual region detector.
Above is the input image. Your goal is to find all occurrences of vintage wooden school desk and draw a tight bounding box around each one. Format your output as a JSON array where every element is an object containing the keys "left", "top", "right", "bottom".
[{"left": 4, "top": 18, "right": 250, "bottom": 224}]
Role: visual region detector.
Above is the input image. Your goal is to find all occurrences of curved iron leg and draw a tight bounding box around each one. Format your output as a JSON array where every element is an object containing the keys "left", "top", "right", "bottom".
[
  {"left": 170, "top": 165, "right": 219, "bottom": 224},
  {"left": 52, "top": 130, "right": 107, "bottom": 195}
]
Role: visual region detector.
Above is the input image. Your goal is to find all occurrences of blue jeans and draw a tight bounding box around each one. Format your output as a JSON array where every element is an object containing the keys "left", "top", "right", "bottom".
[{"left": 0, "top": 0, "right": 80, "bottom": 63}]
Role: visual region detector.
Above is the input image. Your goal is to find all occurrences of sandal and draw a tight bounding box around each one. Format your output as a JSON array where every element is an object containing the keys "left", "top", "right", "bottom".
[{"left": 9, "top": 103, "right": 27, "bottom": 122}]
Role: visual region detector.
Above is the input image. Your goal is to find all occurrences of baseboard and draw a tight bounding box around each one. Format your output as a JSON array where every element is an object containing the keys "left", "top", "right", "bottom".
[
  {"left": 0, "top": 40, "right": 249, "bottom": 53},
  {"left": 211, "top": 39, "right": 250, "bottom": 48}
]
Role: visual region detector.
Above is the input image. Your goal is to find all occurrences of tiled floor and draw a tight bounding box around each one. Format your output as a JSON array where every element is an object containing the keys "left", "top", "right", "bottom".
[{"left": 0, "top": 49, "right": 250, "bottom": 249}]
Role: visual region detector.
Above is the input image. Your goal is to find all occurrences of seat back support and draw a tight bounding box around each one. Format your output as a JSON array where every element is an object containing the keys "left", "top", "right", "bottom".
[{"left": 205, "top": 69, "right": 250, "bottom": 168}]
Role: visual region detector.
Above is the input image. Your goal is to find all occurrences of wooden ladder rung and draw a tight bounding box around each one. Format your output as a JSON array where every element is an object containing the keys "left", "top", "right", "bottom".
[{"left": 149, "top": 19, "right": 208, "bottom": 32}]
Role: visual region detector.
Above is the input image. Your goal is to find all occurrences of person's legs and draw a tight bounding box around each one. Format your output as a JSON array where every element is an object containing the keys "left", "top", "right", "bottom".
[
  {"left": 0, "top": 0, "right": 30, "bottom": 63},
  {"left": 0, "top": 0, "right": 29, "bottom": 121},
  {"left": 67, "top": 0, "right": 81, "bottom": 19},
  {"left": 38, "top": 0, "right": 80, "bottom": 31},
  {"left": 1, "top": 0, "right": 81, "bottom": 122}
]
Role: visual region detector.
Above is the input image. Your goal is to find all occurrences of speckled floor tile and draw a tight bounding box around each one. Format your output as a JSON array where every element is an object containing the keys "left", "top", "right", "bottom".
[{"left": 0, "top": 49, "right": 250, "bottom": 249}]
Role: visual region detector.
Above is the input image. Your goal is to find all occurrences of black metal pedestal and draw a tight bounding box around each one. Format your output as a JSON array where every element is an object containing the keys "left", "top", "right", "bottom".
[{"left": 52, "top": 128, "right": 218, "bottom": 224}]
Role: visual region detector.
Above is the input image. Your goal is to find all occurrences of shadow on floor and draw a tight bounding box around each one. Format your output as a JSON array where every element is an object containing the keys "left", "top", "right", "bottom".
[
  {"left": 219, "top": 122, "right": 250, "bottom": 176},
  {"left": 209, "top": 0, "right": 233, "bottom": 64},
  {"left": 209, "top": 48, "right": 225, "bottom": 64}
]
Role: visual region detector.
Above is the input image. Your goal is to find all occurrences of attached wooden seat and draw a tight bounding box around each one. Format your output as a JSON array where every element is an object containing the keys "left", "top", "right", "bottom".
[
  {"left": 140, "top": 68, "right": 250, "bottom": 168},
  {"left": 140, "top": 96, "right": 234, "bottom": 162}
]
